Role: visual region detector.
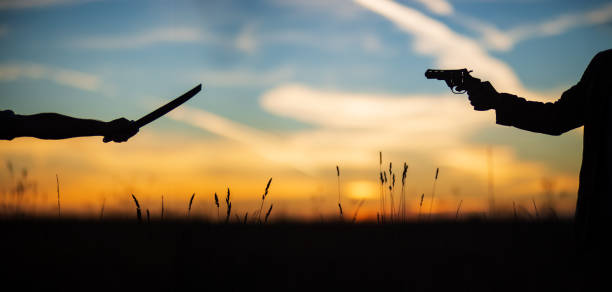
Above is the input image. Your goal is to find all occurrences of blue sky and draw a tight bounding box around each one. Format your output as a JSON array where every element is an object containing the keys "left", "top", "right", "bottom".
[{"left": 1, "top": 0, "right": 612, "bottom": 217}]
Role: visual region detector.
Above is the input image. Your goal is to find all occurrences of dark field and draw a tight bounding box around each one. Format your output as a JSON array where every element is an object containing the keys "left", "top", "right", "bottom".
[{"left": 0, "top": 219, "right": 597, "bottom": 291}]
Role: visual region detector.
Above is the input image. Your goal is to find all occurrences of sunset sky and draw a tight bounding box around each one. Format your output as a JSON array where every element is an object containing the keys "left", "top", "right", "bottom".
[{"left": 1, "top": 0, "right": 612, "bottom": 220}]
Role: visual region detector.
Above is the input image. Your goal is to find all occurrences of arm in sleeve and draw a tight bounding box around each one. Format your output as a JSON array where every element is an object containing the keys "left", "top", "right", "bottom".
[
  {"left": 495, "top": 82, "right": 585, "bottom": 136},
  {"left": 11, "top": 112, "right": 108, "bottom": 140},
  {"left": 0, "top": 110, "right": 17, "bottom": 140}
]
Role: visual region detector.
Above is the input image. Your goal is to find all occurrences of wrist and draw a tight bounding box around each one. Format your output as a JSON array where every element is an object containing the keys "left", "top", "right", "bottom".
[
  {"left": 100, "top": 121, "right": 112, "bottom": 136},
  {"left": 492, "top": 93, "right": 502, "bottom": 109}
]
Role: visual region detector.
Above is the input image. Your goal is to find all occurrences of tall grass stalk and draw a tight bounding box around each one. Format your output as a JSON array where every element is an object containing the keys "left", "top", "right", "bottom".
[
  {"left": 383, "top": 171, "right": 388, "bottom": 222},
  {"left": 264, "top": 204, "right": 273, "bottom": 223},
  {"left": 258, "top": 178, "right": 272, "bottom": 223},
  {"left": 379, "top": 172, "right": 384, "bottom": 223},
  {"left": 418, "top": 193, "right": 424, "bottom": 221},
  {"left": 56, "top": 174, "right": 60, "bottom": 218},
  {"left": 225, "top": 188, "right": 231, "bottom": 223},
  {"left": 131, "top": 194, "right": 142, "bottom": 223},
  {"left": 188, "top": 193, "right": 195, "bottom": 217},
  {"left": 100, "top": 198, "right": 105, "bottom": 221},
  {"left": 400, "top": 163, "right": 408, "bottom": 222},
  {"left": 532, "top": 198, "right": 539, "bottom": 219},
  {"left": 214, "top": 192, "right": 220, "bottom": 221},
  {"left": 389, "top": 162, "right": 395, "bottom": 222},
  {"left": 352, "top": 199, "right": 365, "bottom": 223},
  {"left": 337, "top": 165, "right": 343, "bottom": 219},
  {"left": 146, "top": 209, "right": 150, "bottom": 224},
  {"left": 161, "top": 195, "right": 164, "bottom": 221},
  {"left": 428, "top": 168, "right": 440, "bottom": 221},
  {"left": 379, "top": 152, "right": 386, "bottom": 223},
  {"left": 455, "top": 200, "right": 463, "bottom": 221},
  {"left": 513, "top": 201, "right": 518, "bottom": 220}
]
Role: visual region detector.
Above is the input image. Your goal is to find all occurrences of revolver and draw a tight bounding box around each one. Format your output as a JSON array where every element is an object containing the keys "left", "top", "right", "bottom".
[{"left": 425, "top": 69, "right": 480, "bottom": 94}]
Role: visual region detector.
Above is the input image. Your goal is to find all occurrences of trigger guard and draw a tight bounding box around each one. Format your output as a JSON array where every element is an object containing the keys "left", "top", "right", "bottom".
[{"left": 451, "top": 87, "right": 466, "bottom": 94}]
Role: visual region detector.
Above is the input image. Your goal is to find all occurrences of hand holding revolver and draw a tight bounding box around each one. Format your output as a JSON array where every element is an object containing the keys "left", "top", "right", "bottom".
[{"left": 425, "top": 69, "right": 501, "bottom": 111}]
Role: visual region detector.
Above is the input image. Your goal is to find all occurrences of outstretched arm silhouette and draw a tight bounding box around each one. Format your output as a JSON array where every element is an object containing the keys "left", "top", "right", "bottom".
[
  {"left": 461, "top": 74, "right": 585, "bottom": 136},
  {"left": 0, "top": 110, "right": 138, "bottom": 142},
  {"left": 457, "top": 50, "right": 612, "bottom": 253}
]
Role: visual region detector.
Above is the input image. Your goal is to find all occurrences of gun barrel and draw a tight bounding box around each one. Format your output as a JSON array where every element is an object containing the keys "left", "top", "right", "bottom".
[
  {"left": 425, "top": 69, "right": 468, "bottom": 80},
  {"left": 424, "top": 69, "right": 443, "bottom": 79}
]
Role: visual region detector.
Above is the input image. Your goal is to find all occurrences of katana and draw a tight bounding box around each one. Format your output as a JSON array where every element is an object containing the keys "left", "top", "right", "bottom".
[{"left": 135, "top": 84, "right": 202, "bottom": 128}]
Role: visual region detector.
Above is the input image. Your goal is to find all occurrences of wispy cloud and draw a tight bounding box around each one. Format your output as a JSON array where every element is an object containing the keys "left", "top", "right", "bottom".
[
  {"left": 194, "top": 66, "right": 295, "bottom": 87},
  {"left": 0, "top": 63, "right": 101, "bottom": 91},
  {"left": 260, "top": 83, "right": 486, "bottom": 132},
  {"left": 231, "top": 21, "right": 388, "bottom": 55},
  {"left": 263, "top": 29, "right": 387, "bottom": 54},
  {"left": 171, "top": 83, "right": 488, "bottom": 166},
  {"left": 73, "top": 21, "right": 386, "bottom": 55},
  {"left": 465, "top": 2, "right": 612, "bottom": 51},
  {"left": 235, "top": 23, "right": 257, "bottom": 54},
  {"left": 169, "top": 85, "right": 486, "bottom": 173},
  {"left": 168, "top": 83, "right": 576, "bottom": 196},
  {"left": 169, "top": 106, "right": 279, "bottom": 147},
  {"left": 0, "top": 0, "right": 97, "bottom": 10},
  {"left": 353, "top": 0, "right": 541, "bottom": 97},
  {"left": 74, "top": 27, "right": 205, "bottom": 50},
  {"left": 413, "top": 0, "right": 453, "bottom": 15},
  {"left": 269, "top": 0, "right": 365, "bottom": 20}
]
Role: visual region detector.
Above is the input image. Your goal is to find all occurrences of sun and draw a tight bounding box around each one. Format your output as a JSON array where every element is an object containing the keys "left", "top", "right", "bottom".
[{"left": 347, "top": 180, "right": 377, "bottom": 200}]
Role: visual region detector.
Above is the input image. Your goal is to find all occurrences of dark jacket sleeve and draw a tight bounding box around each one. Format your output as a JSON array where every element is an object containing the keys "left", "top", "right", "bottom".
[
  {"left": 495, "top": 82, "right": 585, "bottom": 136},
  {"left": 0, "top": 110, "right": 16, "bottom": 140}
]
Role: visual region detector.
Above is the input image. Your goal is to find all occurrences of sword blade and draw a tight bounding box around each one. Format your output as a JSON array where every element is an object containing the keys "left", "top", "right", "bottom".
[{"left": 135, "top": 84, "right": 202, "bottom": 128}]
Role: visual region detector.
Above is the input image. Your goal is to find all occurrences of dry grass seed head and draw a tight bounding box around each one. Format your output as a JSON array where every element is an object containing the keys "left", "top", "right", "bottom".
[
  {"left": 226, "top": 188, "right": 231, "bottom": 205},
  {"left": 263, "top": 178, "right": 272, "bottom": 200},
  {"left": 131, "top": 194, "right": 141, "bottom": 209},
  {"left": 188, "top": 193, "right": 195, "bottom": 212}
]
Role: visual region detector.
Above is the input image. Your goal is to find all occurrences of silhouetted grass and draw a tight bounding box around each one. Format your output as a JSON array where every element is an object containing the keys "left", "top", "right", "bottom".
[
  {"left": 214, "top": 192, "right": 219, "bottom": 221},
  {"left": 56, "top": 174, "right": 60, "bottom": 217},
  {"left": 428, "top": 168, "right": 440, "bottom": 221},
  {"left": 131, "top": 194, "right": 142, "bottom": 223},
  {"left": 258, "top": 178, "right": 272, "bottom": 223},
  {"left": 188, "top": 193, "right": 195, "bottom": 217},
  {"left": 225, "top": 188, "right": 231, "bottom": 223},
  {"left": 337, "top": 165, "right": 343, "bottom": 220},
  {"left": 0, "top": 217, "right": 579, "bottom": 291},
  {"left": 265, "top": 204, "right": 273, "bottom": 223}
]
